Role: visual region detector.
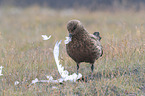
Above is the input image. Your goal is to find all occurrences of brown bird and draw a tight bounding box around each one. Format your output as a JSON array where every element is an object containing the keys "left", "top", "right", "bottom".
[{"left": 66, "top": 20, "right": 103, "bottom": 78}]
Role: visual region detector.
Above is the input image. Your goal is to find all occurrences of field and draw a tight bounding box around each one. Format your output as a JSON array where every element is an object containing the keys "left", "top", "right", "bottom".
[{"left": 0, "top": 6, "right": 145, "bottom": 95}]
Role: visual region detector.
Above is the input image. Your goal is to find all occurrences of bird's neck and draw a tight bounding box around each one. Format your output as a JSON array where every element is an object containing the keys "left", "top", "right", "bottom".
[{"left": 73, "top": 30, "right": 89, "bottom": 40}]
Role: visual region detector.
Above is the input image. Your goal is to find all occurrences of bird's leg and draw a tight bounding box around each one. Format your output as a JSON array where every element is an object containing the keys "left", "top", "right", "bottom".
[
  {"left": 77, "top": 63, "right": 79, "bottom": 75},
  {"left": 91, "top": 64, "right": 94, "bottom": 78}
]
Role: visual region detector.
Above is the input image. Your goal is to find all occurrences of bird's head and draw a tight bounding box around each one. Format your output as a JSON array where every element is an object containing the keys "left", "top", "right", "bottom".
[{"left": 67, "top": 20, "right": 84, "bottom": 38}]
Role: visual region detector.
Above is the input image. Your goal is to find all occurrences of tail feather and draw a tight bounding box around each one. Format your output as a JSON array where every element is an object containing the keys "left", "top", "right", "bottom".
[
  {"left": 93, "top": 32, "right": 102, "bottom": 41},
  {"left": 93, "top": 32, "right": 103, "bottom": 57}
]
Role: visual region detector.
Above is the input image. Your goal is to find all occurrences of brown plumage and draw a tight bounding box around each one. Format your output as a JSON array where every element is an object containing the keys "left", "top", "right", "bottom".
[{"left": 66, "top": 20, "right": 103, "bottom": 77}]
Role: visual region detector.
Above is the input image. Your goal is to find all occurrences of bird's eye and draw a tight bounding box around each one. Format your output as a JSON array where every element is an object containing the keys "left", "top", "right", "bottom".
[{"left": 72, "top": 25, "right": 77, "bottom": 32}]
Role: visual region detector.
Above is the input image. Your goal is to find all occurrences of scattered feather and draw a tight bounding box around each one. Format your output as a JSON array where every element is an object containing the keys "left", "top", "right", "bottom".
[
  {"left": 53, "top": 40, "right": 82, "bottom": 81},
  {"left": 63, "top": 73, "right": 82, "bottom": 82},
  {"left": 31, "top": 78, "right": 39, "bottom": 84},
  {"left": 53, "top": 40, "right": 69, "bottom": 78},
  {"left": 0, "top": 66, "right": 3, "bottom": 76},
  {"left": 46, "top": 75, "right": 53, "bottom": 81},
  {"left": 14, "top": 81, "right": 19, "bottom": 85},
  {"left": 64, "top": 37, "right": 72, "bottom": 44},
  {"left": 52, "top": 86, "right": 58, "bottom": 89},
  {"left": 42, "top": 35, "right": 51, "bottom": 40},
  {"left": 29, "top": 77, "right": 62, "bottom": 85},
  {"left": 28, "top": 39, "right": 82, "bottom": 87}
]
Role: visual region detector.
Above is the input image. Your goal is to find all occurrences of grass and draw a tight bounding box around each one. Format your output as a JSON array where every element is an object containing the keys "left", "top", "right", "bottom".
[{"left": 0, "top": 6, "right": 145, "bottom": 95}]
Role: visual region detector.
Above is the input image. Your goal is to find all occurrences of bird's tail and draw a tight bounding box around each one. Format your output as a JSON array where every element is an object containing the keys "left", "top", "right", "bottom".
[{"left": 93, "top": 32, "right": 102, "bottom": 41}]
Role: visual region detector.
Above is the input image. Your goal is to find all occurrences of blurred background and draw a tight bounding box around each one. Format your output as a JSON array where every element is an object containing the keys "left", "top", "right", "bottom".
[{"left": 0, "top": 0, "right": 145, "bottom": 11}]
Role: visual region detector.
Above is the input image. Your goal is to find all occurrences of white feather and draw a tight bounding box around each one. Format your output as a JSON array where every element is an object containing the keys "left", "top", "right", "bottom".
[
  {"left": 28, "top": 40, "right": 82, "bottom": 87},
  {"left": 31, "top": 78, "right": 39, "bottom": 84},
  {"left": 53, "top": 40, "right": 69, "bottom": 78},
  {"left": 53, "top": 40, "right": 82, "bottom": 81},
  {"left": 64, "top": 37, "right": 72, "bottom": 44},
  {"left": 0, "top": 66, "right": 3, "bottom": 76},
  {"left": 42, "top": 35, "right": 51, "bottom": 40},
  {"left": 14, "top": 81, "right": 19, "bottom": 85}
]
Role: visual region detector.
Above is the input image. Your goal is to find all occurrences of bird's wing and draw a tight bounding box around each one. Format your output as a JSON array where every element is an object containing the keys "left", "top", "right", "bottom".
[
  {"left": 90, "top": 34, "right": 98, "bottom": 41},
  {"left": 89, "top": 34, "right": 103, "bottom": 57}
]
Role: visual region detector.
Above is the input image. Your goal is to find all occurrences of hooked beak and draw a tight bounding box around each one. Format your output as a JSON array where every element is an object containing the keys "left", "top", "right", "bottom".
[{"left": 69, "top": 33, "right": 72, "bottom": 38}]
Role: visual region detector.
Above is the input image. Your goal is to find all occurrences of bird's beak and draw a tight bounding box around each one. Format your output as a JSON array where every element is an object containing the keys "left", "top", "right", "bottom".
[{"left": 69, "top": 33, "right": 72, "bottom": 38}]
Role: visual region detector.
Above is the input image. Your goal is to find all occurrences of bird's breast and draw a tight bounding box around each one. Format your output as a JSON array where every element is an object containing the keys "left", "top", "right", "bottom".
[{"left": 66, "top": 38, "right": 100, "bottom": 63}]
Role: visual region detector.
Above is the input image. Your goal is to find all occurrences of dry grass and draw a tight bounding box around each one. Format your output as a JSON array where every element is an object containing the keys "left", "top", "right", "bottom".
[{"left": 0, "top": 6, "right": 145, "bottom": 95}]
